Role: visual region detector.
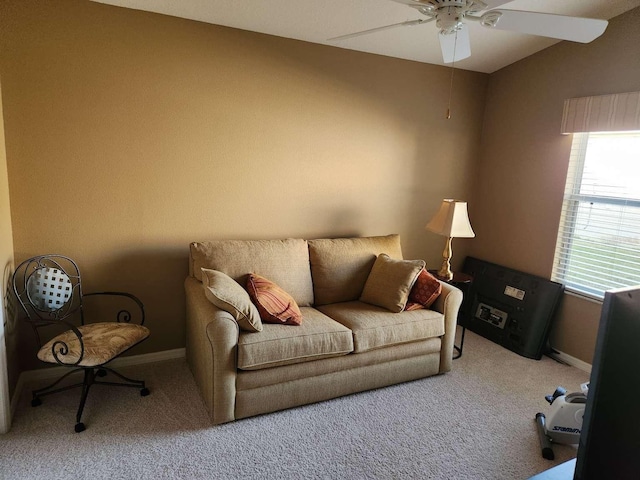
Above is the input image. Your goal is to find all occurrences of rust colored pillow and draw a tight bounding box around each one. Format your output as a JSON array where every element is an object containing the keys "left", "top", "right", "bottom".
[
  {"left": 246, "top": 273, "right": 303, "bottom": 326},
  {"left": 405, "top": 269, "right": 442, "bottom": 311}
]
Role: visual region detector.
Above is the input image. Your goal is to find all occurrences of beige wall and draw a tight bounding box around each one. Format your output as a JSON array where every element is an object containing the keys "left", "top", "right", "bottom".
[
  {"left": 0, "top": 0, "right": 487, "bottom": 369},
  {"left": 471, "top": 7, "right": 640, "bottom": 363}
]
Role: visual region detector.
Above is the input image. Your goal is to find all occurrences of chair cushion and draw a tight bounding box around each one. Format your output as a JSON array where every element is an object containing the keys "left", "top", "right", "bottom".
[
  {"left": 189, "top": 239, "right": 314, "bottom": 307},
  {"left": 308, "top": 234, "right": 404, "bottom": 306},
  {"left": 37, "top": 322, "right": 150, "bottom": 367},
  {"left": 237, "top": 307, "right": 353, "bottom": 370},
  {"left": 317, "top": 301, "right": 444, "bottom": 353},
  {"left": 405, "top": 269, "right": 443, "bottom": 311},
  {"left": 201, "top": 268, "right": 263, "bottom": 332},
  {"left": 246, "top": 273, "right": 303, "bottom": 326},
  {"left": 360, "top": 254, "right": 425, "bottom": 312}
]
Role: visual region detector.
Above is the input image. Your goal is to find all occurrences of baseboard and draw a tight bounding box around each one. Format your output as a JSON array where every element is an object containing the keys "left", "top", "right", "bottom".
[
  {"left": 9, "top": 348, "right": 186, "bottom": 420},
  {"left": 548, "top": 349, "right": 592, "bottom": 374},
  {"left": 9, "top": 346, "right": 590, "bottom": 422}
]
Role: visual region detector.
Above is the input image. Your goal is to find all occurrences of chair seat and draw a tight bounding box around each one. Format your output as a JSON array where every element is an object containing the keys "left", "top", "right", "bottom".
[{"left": 37, "top": 322, "right": 150, "bottom": 367}]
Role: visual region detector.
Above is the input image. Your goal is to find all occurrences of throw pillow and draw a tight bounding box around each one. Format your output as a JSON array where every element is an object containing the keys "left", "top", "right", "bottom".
[
  {"left": 201, "top": 268, "right": 263, "bottom": 332},
  {"left": 359, "top": 254, "right": 425, "bottom": 313},
  {"left": 246, "top": 273, "right": 303, "bottom": 326},
  {"left": 405, "top": 269, "right": 442, "bottom": 311}
]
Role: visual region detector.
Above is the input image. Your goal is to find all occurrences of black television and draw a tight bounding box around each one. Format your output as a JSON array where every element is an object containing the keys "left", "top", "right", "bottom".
[
  {"left": 573, "top": 286, "right": 640, "bottom": 479},
  {"left": 460, "top": 257, "right": 564, "bottom": 360}
]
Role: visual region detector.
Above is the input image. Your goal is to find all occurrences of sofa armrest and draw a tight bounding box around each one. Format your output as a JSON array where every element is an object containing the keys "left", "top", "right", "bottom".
[
  {"left": 431, "top": 281, "right": 463, "bottom": 374},
  {"left": 185, "top": 276, "right": 239, "bottom": 424}
]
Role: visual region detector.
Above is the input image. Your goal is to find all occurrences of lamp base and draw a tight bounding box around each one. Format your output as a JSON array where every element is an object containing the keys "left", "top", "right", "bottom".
[
  {"left": 437, "top": 237, "right": 454, "bottom": 281},
  {"left": 437, "top": 261, "right": 453, "bottom": 281}
]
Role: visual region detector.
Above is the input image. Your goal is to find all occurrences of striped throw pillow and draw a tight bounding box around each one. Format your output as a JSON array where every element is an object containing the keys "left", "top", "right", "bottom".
[{"left": 246, "top": 273, "right": 303, "bottom": 326}]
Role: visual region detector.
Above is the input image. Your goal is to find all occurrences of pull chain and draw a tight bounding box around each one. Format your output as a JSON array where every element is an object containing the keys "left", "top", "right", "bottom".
[{"left": 446, "top": 28, "right": 458, "bottom": 120}]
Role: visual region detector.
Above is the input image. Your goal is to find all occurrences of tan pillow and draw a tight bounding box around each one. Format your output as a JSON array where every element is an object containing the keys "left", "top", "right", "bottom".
[
  {"left": 246, "top": 273, "right": 303, "bottom": 326},
  {"left": 201, "top": 268, "right": 263, "bottom": 332},
  {"left": 360, "top": 254, "right": 425, "bottom": 313}
]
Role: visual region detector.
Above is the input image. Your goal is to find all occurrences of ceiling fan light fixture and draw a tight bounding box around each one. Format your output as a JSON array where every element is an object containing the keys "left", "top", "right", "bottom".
[
  {"left": 418, "top": 6, "right": 436, "bottom": 16},
  {"left": 436, "top": 6, "right": 465, "bottom": 33},
  {"left": 480, "top": 11, "right": 503, "bottom": 28},
  {"left": 466, "top": 0, "right": 489, "bottom": 15}
]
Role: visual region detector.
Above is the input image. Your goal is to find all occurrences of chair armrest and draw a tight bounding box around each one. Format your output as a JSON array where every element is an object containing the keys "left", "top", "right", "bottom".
[
  {"left": 185, "top": 277, "right": 239, "bottom": 424},
  {"left": 46, "top": 320, "right": 86, "bottom": 366},
  {"left": 431, "top": 281, "right": 463, "bottom": 373},
  {"left": 83, "top": 292, "right": 145, "bottom": 325}
]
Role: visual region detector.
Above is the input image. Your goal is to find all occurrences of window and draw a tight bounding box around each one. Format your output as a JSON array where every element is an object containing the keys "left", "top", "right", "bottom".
[{"left": 552, "top": 130, "right": 640, "bottom": 300}]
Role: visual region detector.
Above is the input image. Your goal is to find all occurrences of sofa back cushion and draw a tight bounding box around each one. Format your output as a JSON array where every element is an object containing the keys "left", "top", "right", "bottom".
[
  {"left": 190, "top": 239, "right": 314, "bottom": 307},
  {"left": 308, "top": 234, "right": 403, "bottom": 306}
]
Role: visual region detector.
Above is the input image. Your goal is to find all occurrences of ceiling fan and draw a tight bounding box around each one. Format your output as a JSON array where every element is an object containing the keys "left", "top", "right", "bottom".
[{"left": 329, "top": 0, "right": 609, "bottom": 63}]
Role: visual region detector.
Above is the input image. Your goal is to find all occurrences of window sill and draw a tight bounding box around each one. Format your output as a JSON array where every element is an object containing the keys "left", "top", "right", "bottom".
[{"left": 563, "top": 289, "right": 603, "bottom": 305}]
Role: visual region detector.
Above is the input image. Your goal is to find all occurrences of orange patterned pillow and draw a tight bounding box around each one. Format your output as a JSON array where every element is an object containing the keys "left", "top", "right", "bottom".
[
  {"left": 246, "top": 273, "right": 303, "bottom": 326},
  {"left": 405, "top": 269, "right": 442, "bottom": 311}
]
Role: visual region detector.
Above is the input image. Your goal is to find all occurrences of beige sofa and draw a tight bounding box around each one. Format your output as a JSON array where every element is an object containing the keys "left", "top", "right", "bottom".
[{"left": 185, "top": 234, "right": 463, "bottom": 424}]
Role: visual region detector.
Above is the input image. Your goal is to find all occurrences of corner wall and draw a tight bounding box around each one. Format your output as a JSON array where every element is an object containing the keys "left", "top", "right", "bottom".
[
  {"left": 0, "top": 0, "right": 488, "bottom": 369},
  {"left": 471, "top": 7, "right": 640, "bottom": 363},
  {"left": 0, "top": 77, "right": 17, "bottom": 429}
]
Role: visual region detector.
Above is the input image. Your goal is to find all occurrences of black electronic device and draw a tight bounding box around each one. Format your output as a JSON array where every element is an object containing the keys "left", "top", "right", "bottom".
[
  {"left": 460, "top": 257, "right": 564, "bottom": 359},
  {"left": 574, "top": 286, "right": 640, "bottom": 480}
]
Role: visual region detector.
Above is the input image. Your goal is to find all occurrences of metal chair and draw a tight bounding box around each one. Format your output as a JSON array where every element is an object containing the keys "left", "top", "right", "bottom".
[{"left": 12, "top": 255, "right": 150, "bottom": 432}]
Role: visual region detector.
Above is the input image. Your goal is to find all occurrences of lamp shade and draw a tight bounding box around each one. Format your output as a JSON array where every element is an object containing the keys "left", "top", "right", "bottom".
[{"left": 426, "top": 199, "right": 475, "bottom": 238}]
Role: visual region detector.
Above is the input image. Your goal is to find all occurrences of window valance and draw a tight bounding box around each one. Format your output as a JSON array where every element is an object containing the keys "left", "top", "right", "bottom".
[{"left": 561, "top": 91, "right": 640, "bottom": 134}]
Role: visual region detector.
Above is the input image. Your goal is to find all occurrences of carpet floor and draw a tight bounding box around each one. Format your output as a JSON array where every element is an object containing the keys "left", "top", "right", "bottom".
[{"left": 0, "top": 330, "right": 589, "bottom": 479}]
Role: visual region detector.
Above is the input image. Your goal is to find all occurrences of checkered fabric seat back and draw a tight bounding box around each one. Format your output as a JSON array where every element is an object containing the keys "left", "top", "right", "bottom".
[{"left": 27, "top": 267, "right": 73, "bottom": 312}]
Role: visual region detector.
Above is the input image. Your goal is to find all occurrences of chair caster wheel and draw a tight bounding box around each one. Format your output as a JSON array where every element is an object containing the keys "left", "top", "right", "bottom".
[
  {"left": 31, "top": 397, "right": 42, "bottom": 407},
  {"left": 97, "top": 369, "right": 107, "bottom": 377},
  {"left": 140, "top": 388, "right": 150, "bottom": 397},
  {"left": 74, "top": 422, "right": 86, "bottom": 433}
]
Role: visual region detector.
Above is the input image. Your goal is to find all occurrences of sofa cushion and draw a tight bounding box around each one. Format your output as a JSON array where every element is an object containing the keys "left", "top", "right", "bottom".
[
  {"left": 308, "top": 234, "right": 404, "bottom": 306},
  {"left": 246, "top": 273, "right": 302, "bottom": 326},
  {"left": 201, "top": 268, "right": 263, "bottom": 332},
  {"left": 237, "top": 307, "right": 354, "bottom": 370},
  {"left": 190, "top": 239, "right": 314, "bottom": 307},
  {"left": 317, "top": 301, "right": 444, "bottom": 353},
  {"left": 405, "top": 269, "right": 443, "bottom": 311},
  {"left": 360, "top": 254, "right": 425, "bottom": 312}
]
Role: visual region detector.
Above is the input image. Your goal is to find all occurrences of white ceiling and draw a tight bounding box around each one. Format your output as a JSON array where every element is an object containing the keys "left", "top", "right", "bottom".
[{"left": 91, "top": 0, "right": 640, "bottom": 73}]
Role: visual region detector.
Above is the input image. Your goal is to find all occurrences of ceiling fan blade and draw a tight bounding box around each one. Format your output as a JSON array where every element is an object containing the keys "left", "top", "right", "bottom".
[
  {"left": 482, "top": 0, "right": 513, "bottom": 9},
  {"left": 328, "top": 18, "right": 433, "bottom": 42},
  {"left": 439, "top": 24, "right": 471, "bottom": 63},
  {"left": 487, "top": 10, "right": 608, "bottom": 43},
  {"left": 387, "top": 0, "right": 432, "bottom": 7},
  {"left": 387, "top": 0, "right": 513, "bottom": 11}
]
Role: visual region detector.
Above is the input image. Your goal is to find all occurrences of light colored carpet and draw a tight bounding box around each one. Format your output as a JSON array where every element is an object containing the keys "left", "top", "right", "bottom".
[{"left": 0, "top": 330, "right": 589, "bottom": 479}]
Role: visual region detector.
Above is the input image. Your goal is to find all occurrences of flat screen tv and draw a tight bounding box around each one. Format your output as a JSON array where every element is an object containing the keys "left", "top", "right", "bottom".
[{"left": 574, "top": 286, "right": 640, "bottom": 479}]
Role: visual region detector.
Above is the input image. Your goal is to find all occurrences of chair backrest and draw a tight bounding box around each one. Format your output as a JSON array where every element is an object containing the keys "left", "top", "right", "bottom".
[{"left": 12, "top": 255, "right": 84, "bottom": 348}]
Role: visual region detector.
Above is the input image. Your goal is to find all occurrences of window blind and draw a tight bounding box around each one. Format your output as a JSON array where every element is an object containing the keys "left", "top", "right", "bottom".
[{"left": 552, "top": 131, "right": 640, "bottom": 299}]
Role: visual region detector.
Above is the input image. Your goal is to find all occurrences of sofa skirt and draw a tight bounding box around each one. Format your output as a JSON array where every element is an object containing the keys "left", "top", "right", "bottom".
[{"left": 235, "top": 351, "right": 441, "bottom": 420}]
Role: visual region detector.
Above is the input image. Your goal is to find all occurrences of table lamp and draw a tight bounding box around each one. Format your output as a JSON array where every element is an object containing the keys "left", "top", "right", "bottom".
[{"left": 426, "top": 199, "right": 475, "bottom": 281}]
